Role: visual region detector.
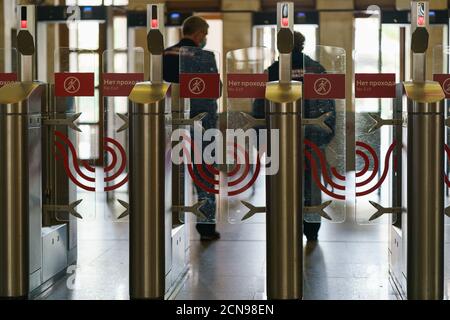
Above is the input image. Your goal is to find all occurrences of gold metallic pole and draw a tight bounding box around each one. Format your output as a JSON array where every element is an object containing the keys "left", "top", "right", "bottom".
[
  {"left": 128, "top": 3, "right": 170, "bottom": 300},
  {"left": 265, "top": 2, "right": 303, "bottom": 300},
  {"left": 0, "top": 5, "right": 44, "bottom": 299},
  {"left": 405, "top": 0, "right": 445, "bottom": 300}
]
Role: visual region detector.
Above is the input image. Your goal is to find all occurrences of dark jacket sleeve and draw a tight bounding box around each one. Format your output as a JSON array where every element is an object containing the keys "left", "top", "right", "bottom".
[
  {"left": 268, "top": 62, "right": 279, "bottom": 82},
  {"left": 163, "top": 45, "right": 180, "bottom": 83}
]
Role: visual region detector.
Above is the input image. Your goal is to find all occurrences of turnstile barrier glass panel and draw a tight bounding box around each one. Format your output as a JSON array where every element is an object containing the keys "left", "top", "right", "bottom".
[
  {"left": 353, "top": 49, "right": 399, "bottom": 225},
  {"left": 302, "top": 45, "right": 347, "bottom": 223},
  {"left": 175, "top": 46, "right": 222, "bottom": 224},
  {"left": 433, "top": 44, "right": 450, "bottom": 226},
  {"left": 225, "top": 47, "right": 272, "bottom": 224},
  {"left": 99, "top": 48, "right": 145, "bottom": 222},
  {"left": 51, "top": 48, "right": 97, "bottom": 222}
]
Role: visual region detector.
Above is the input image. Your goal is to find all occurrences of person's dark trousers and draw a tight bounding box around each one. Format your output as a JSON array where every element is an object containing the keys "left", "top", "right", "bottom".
[
  {"left": 303, "top": 147, "right": 322, "bottom": 240},
  {"left": 190, "top": 110, "right": 218, "bottom": 236}
]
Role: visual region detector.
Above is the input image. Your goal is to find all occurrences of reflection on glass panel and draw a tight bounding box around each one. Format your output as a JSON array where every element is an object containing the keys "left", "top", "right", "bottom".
[
  {"left": 78, "top": 22, "right": 99, "bottom": 50},
  {"left": 78, "top": 53, "right": 99, "bottom": 86},
  {"left": 114, "top": 17, "right": 127, "bottom": 49},
  {"left": 77, "top": 90, "right": 100, "bottom": 123},
  {"left": 77, "top": 0, "right": 102, "bottom": 5},
  {"left": 354, "top": 17, "right": 381, "bottom": 113},
  {"left": 68, "top": 0, "right": 128, "bottom": 6},
  {"left": 293, "top": 25, "right": 317, "bottom": 55},
  {"left": 253, "top": 25, "right": 317, "bottom": 61},
  {"left": 355, "top": 17, "right": 380, "bottom": 72},
  {"left": 78, "top": 125, "right": 99, "bottom": 160},
  {"left": 381, "top": 25, "right": 400, "bottom": 77},
  {"left": 113, "top": 97, "right": 128, "bottom": 114},
  {"left": 69, "top": 25, "right": 77, "bottom": 48},
  {"left": 166, "top": 26, "right": 182, "bottom": 47},
  {"left": 114, "top": 53, "right": 127, "bottom": 73},
  {"left": 68, "top": 52, "right": 77, "bottom": 72}
]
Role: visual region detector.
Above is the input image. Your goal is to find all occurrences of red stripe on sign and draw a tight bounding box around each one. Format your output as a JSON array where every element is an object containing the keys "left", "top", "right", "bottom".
[
  {"left": 303, "top": 73, "right": 345, "bottom": 99},
  {"left": 180, "top": 73, "right": 220, "bottom": 99},
  {"left": 55, "top": 72, "right": 95, "bottom": 97},
  {"left": 102, "top": 73, "right": 144, "bottom": 97},
  {"left": 227, "top": 73, "right": 268, "bottom": 99},
  {"left": 355, "top": 73, "right": 396, "bottom": 98},
  {"left": 0, "top": 73, "right": 18, "bottom": 88},
  {"left": 433, "top": 74, "right": 450, "bottom": 98}
]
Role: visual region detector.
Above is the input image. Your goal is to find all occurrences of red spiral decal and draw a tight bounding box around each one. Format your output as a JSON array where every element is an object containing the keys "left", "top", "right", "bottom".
[
  {"left": 355, "top": 141, "right": 396, "bottom": 197},
  {"left": 53, "top": 131, "right": 128, "bottom": 192},
  {"left": 444, "top": 144, "right": 450, "bottom": 188},
  {"left": 178, "top": 133, "right": 261, "bottom": 196}
]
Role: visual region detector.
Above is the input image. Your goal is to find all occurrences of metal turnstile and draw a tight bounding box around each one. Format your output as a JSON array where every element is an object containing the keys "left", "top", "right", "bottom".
[
  {"left": 0, "top": 4, "right": 76, "bottom": 299},
  {"left": 0, "top": 4, "right": 45, "bottom": 299},
  {"left": 128, "top": 3, "right": 172, "bottom": 299},
  {"left": 402, "top": 1, "right": 445, "bottom": 300},
  {"left": 265, "top": 2, "right": 303, "bottom": 300}
]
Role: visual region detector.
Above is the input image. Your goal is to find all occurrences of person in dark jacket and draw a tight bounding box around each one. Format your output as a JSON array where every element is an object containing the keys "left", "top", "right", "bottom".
[
  {"left": 253, "top": 31, "right": 336, "bottom": 241},
  {"left": 163, "top": 16, "right": 220, "bottom": 241}
]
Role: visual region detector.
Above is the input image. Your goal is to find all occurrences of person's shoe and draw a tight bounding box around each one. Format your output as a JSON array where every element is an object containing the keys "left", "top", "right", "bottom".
[
  {"left": 200, "top": 231, "right": 221, "bottom": 241},
  {"left": 305, "top": 234, "right": 318, "bottom": 241}
]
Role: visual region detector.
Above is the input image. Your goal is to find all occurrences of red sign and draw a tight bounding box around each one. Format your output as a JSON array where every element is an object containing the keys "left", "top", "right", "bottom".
[
  {"left": 180, "top": 73, "right": 220, "bottom": 99},
  {"left": 303, "top": 74, "right": 345, "bottom": 99},
  {"left": 0, "top": 73, "right": 18, "bottom": 88},
  {"left": 227, "top": 73, "right": 268, "bottom": 99},
  {"left": 433, "top": 74, "right": 450, "bottom": 98},
  {"left": 102, "top": 73, "right": 144, "bottom": 97},
  {"left": 355, "top": 73, "right": 396, "bottom": 98},
  {"left": 55, "top": 72, "right": 95, "bottom": 97}
]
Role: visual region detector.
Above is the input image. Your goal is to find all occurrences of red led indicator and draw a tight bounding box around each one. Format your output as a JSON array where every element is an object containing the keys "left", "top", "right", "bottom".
[
  {"left": 21, "top": 20, "right": 27, "bottom": 29},
  {"left": 417, "top": 16, "right": 425, "bottom": 26},
  {"left": 281, "top": 18, "right": 289, "bottom": 27},
  {"left": 151, "top": 19, "right": 158, "bottom": 28}
]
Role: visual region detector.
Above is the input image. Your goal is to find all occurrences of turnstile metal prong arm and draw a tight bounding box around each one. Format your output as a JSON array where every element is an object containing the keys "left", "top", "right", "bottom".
[
  {"left": 302, "top": 112, "right": 333, "bottom": 134},
  {"left": 117, "top": 199, "right": 129, "bottom": 219},
  {"left": 240, "top": 112, "right": 267, "bottom": 131},
  {"left": 367, "top": 113, "right": 403, "bottom": 134},
  {"left": 444, "top": 117, "right": 450, "bottom": 127},
  {"left": 43, "top": 112, "right": 82, "bottom": 132},
  {"left": 367, "top": 200, "right": 402, "bottom": 221},
  {"left": 304, "top": 200, "right": 333, "bottom": 221},
  {"left": 172, "top": 200, "right": 208, "bottom": 220},
  {"left": 240, "top": 201, "right": 266, "bottom": 221},
  {"left": 444, "top": 206, "right": 450, "bottom": 218},
  {"left": 172, "top": 112, "right": 207, "bottom": 129},
  {"left": 43, "top": 199, "right": 84, "bottom": 220},
  {"left": 116, "top": 113, "right": 129, "bottom": 133}
]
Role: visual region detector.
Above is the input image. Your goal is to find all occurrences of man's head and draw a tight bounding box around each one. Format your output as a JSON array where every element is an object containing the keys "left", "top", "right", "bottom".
[
  {"left": 293, "top": 31, "right": 305, "bottom": 53},
  {"left": 182, "top": 16, "right": 209, "bottom": 48}
]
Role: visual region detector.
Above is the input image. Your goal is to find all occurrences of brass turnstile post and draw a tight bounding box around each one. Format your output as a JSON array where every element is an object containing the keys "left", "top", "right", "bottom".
[
  {"left": 128, "top": 3, "right": 171, "bottom": 299},
  {"left": 0, "top": 5, "right": 45, "bottom": 299},
  {"left": 404, "top": 1, "right": 445, "bottom": 300},
  {"left": 265, "top": 2, "right": 303, "bottom": 300}
]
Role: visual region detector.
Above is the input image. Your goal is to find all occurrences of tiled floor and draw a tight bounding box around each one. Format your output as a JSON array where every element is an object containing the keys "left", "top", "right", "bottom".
[
  {"left": 175, "top": 213, "right": 399, "bottom": 300},
  {"left": 36, "top": 212, "right": 398, "bottom": 300},
  {"left": 35, "top": 190, "right": 450, "bottom": 300}
]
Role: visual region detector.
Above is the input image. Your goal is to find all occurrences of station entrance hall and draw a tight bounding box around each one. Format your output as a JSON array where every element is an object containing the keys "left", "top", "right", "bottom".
[{"left": 1, "top": 0, "right": 450, "bottom": 304}]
